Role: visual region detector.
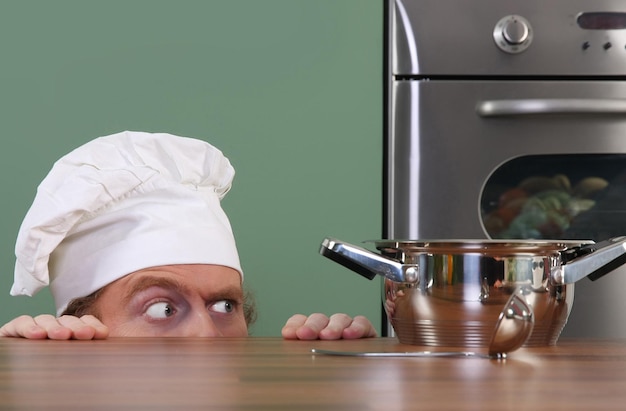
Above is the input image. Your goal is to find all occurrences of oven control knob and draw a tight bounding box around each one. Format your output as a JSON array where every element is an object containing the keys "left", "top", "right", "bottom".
[
  {"left": 493, "top": 15, "right": 533, "bottom": 54},
  {"left": 503, "top": 19, "right": 529, "bottom": 44}
]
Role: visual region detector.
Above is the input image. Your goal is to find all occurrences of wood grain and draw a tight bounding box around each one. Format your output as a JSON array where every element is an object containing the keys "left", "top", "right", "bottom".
[{"left": 0, "top": 337, "right": 624, "bottom": 410}]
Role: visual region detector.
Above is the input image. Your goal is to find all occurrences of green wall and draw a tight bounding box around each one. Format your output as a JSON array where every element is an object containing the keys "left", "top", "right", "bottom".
[{"left": 0, "top": 1, "right": 382, "bottom": 336}]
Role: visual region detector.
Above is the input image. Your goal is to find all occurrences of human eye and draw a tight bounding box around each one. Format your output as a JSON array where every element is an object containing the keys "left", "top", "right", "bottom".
[
  {"left": 145, "top": 301, "right": 176, "bottom": 319},
  {"left": 209, "top": 300, "right": 235, "bottom": 314}
]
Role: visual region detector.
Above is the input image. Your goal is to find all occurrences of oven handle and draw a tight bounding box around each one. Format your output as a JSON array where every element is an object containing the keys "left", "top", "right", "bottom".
[{"left": 476, "top": 98, "right": 626, "bottom": 117}]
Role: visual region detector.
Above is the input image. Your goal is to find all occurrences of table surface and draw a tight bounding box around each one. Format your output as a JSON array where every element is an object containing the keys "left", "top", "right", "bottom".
[{"left": 0, "top": 336, "right": 625, "bottom": 410}]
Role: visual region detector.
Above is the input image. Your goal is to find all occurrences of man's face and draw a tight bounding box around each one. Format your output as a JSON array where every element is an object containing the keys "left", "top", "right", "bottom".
[{"left": 93, "top": 264, "right": 248, "bottom": 337}]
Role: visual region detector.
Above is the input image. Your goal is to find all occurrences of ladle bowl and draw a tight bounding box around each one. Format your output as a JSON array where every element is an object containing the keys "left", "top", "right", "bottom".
[{"left": 488, "top": 288, "right": 534, "bottom": 357}]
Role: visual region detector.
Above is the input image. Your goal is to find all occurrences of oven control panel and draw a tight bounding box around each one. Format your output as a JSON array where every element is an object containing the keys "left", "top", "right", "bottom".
[
  {"left": 493, "top": 12, "right": 626, "bottom": 55},
  {"left": 391, "top": 0, "right": 626, "bottom": 76}
]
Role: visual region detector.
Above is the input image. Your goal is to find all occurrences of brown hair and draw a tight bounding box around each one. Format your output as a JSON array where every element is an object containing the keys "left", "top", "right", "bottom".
[{"left": 62, "top": 287, "right": 258, "bottom": 327}]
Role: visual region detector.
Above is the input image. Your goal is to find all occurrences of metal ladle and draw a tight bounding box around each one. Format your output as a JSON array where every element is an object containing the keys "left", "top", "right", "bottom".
[{"left": 312, "top": 289, "right": 534, "bottom": 360}]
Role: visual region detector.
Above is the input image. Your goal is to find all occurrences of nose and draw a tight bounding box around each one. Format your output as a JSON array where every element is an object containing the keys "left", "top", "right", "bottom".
[{"left": 184, "top": 310, "right": 222, "bottom": 337}]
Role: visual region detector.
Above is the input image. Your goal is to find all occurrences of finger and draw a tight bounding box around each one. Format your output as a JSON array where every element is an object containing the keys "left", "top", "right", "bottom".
[
  {"left": 296, "top": 313, "right": 331, "bottom": 340},
  {"left": 281, "top": 314, "right": 307, "bottom": 339},
  {"left": 33, "top": 314, "right": 74, "bottom": 340},
  {"left": 318, "top": 313, "right": 353, "bottom": 340},
  {"left": 79, "top": 315, "right": 109, "bottom": 339},
  {"left": 50, "top": 315, "right": 108, "bottom": 340},
  {"left": 0, "top": 315, "right": 49, "bottom": 339},
  {"left": 341, "top": 315, "right": 378, "bottom": 339}
]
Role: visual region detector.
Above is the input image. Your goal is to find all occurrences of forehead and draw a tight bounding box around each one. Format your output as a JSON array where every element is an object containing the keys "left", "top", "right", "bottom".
[{"left": 112, "top": 264, "right": 243, "bottom": 298}]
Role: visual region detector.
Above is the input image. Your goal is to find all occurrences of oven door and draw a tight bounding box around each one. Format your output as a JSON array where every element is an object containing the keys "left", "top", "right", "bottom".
[
  {"left": 388, "top": 80, "right": 626, "bottom": 239},
  {"left": 387, "top": 79, "right": 626, "bottom": 338}
]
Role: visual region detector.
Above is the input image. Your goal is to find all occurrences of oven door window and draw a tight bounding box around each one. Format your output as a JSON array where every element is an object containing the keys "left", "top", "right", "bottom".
[{"left": 481, "top": 154, "right": 626, "bottom": 241}]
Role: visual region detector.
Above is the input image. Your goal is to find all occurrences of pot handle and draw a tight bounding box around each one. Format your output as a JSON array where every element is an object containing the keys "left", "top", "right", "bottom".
[
  {"left": 319, "top": 238, "right": 419, "bottom": 283},
  {"left": 556, "top": 236, "right": 626, "bottom": 284}
]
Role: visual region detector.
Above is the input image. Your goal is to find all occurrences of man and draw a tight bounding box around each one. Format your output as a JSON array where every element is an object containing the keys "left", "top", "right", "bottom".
[{"left": 0, "top": 131, "right": 376, "bottom": 340}]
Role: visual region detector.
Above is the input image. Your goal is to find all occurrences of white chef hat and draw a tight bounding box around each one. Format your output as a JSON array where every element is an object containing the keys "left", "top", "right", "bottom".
[{"left": 11, "top": 130, "right": 242, "bottom": 315}]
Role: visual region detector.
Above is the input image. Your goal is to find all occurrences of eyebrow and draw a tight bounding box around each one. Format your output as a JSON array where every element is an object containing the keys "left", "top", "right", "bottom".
[
  {"left": 121, "top": 276, "right": 189, "bottom": 306},
  {"left": 121, "top": 275, "right": 244, "bottom": 306}
]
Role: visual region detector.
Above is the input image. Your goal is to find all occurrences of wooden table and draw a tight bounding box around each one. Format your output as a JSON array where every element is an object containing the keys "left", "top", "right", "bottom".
[{"left": 0, "top": 337, "right": 625, "bottom": 410}]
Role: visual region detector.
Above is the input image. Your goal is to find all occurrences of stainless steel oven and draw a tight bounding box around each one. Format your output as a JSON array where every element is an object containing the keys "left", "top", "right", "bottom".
[{"left": 385, "top": 0, "right": 626, "bottom": 337}]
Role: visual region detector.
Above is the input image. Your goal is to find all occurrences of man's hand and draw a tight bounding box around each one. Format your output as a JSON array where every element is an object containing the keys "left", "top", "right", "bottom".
[
  {"left": 281, "top": 313, "right": 377, "bottom": 340},
  {"left": 0, "top": 314, "right": 109, "bottom": 340}
]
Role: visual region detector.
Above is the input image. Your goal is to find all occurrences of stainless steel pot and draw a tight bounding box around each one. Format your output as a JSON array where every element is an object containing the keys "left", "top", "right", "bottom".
[{"left": 321, "top": 237, "right": 626, "bottom": 347}]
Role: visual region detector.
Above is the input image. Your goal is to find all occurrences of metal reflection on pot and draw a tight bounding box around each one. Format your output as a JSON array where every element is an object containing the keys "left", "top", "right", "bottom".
[{"left": 320, "top": 237, "right": 626, "bottom": 349}]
